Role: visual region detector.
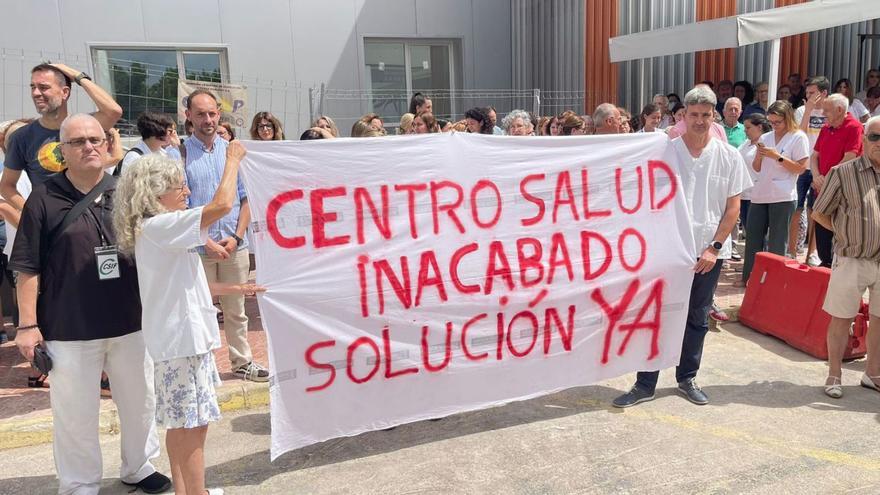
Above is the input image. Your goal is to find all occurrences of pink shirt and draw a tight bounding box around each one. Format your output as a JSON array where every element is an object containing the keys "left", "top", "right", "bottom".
[{"left": 667, "top": 119, "right": 729, "bottom": 142}]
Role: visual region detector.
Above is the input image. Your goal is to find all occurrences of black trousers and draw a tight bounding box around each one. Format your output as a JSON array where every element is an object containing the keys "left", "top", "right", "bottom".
[{"left": 815, "top": 222, "right": 834, "bottom": 268}]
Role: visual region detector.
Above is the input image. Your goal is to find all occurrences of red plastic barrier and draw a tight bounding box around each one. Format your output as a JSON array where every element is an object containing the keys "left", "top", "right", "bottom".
[{"left": 739, "top": 252, "right": 867, "bottom": 360}]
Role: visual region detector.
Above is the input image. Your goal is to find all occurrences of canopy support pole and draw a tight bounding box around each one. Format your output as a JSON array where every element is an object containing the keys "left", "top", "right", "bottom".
[{"left": 767, "top": 38, "right": 781, "bottom": 104}]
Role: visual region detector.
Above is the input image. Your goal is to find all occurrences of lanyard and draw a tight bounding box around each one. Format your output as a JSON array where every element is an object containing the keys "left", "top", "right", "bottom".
[{"left": 86, "top": 196, "right": 109, "bottom": 247}]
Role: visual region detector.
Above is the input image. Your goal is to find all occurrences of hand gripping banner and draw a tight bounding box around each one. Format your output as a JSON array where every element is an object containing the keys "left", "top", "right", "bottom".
[{"left": 240, "top": 132, "right": 695, "bottom": 459}]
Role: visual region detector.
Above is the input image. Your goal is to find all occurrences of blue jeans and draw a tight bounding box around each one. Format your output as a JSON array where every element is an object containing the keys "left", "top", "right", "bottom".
[{"left": 635, "top": 259, "right": 724, "bottom": 392}]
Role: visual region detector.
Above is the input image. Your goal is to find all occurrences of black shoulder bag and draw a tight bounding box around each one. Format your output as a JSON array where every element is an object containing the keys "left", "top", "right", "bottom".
[{"left": 48, "top": 174, "right": 115, "bottom": 249}]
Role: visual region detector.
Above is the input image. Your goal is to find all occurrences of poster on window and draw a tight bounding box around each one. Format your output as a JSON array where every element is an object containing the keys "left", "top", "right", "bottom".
[
  {"left": 240, "top": 132, "right": 696, "bottom": 460},
  {"left": 177, "top": 79, "right": 248, "bottom": 128}
]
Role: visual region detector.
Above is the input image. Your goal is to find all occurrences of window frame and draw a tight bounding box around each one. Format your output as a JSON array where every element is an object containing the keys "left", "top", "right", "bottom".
[
  {"left": 88, "top": 43, "right": 230, "bottom": 127},
  {"left": 362, "top": 37, "right": 460, "bottom": 116}
]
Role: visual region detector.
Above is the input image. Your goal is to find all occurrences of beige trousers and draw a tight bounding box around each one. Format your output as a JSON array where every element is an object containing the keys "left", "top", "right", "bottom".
[{"left": 200, "top": 248, "right": 252, "bottom": 369}]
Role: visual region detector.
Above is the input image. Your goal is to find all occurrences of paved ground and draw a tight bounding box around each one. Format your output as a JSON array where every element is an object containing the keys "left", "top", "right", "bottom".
[
  {"left": 1, "top": 319, "right": 878, "bottom": 495},
  {"left": 0, "top": 261, "right": 746, "bottom": 425},
  {"left": 6, "top": 250, "right": 878, "bottom": 494}
]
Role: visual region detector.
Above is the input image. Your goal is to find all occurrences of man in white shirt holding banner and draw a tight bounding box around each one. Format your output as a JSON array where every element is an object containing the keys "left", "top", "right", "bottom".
[{"left": 613, "top": 85, "right": 751, "bottom": 408}]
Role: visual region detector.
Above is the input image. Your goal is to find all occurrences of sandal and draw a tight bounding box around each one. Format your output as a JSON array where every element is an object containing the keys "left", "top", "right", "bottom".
[
  {"left": 860, "top": 373, "right": 880, "bottom": 393},
  {"left": 709, "top": 304, "right": 730, "bottom": 322},
  {"left": 824, "top": 376, "right": 842, "bottom": 399},
  {"left": 28, "top": 374, "right": 49, "bottom": 388}
]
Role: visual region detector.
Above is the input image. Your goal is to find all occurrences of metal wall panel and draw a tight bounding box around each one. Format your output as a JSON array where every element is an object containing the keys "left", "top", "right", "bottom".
[
  {"left": 810, "top": 17, "right": 880, "bottom": 94},
  {"left": 736, "top": 0, "right": 809, "bottom": 91},
  {"left": 735, "top": 0, "right": 774, "bottom": 84},
  {"left": 617, "top": 0, "right": 695, "bottom": 113},
  {"left": 694, "top": 0, "right": 737, "bottom": 83},
  {"left": 511, "top": 0, "right": 585, "bottom": 112},
  {"left": 584, "top": 0, "right": 617, "bottom": 112}
]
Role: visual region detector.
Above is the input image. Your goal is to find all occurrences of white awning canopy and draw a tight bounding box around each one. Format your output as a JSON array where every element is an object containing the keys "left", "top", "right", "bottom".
[{"left": 610, "top": 0, "right": 880, "bottom": 62}]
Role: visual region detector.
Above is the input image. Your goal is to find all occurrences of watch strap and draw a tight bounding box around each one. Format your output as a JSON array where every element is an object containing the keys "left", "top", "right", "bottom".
[
  {"left": 74, "top": 72, "right": 91, "bottom": 85},
  {"left": 232, "top": 233, "right": 244, "bottom": 244}
]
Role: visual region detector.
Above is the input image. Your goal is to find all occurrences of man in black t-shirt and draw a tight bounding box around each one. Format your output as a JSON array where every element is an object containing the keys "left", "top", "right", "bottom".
[
  {"left": 1, "top": 63, "right": 121, "bottom": 211},
  {"left": 11, "top": 114, "right": 170, "bottom": 495}
]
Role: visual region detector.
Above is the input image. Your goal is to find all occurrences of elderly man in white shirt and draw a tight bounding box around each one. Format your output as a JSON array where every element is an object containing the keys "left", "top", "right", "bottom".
[{"left": 613, "top": 85, "right": 752, "bottom": 408}]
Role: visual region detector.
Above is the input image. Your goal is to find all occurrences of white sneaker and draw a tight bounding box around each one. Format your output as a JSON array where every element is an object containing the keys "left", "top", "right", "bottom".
[
  {"left": 807, "top": 253, "right": 821, "bottom": 266},
  {"left": 207, "top": 489, "right": 225, "bottom": 495}
]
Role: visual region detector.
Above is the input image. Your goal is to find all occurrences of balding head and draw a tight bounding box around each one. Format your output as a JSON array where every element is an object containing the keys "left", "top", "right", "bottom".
[
  {"left": 59, "top": 113, "right": 102, "bottom": 142},
  {"left": 59, "top": 113, "right": 108, "bottom": 174},
  {"left": 723, "top": 97, "right": 742, "bottom": 125},
  {"left": 593, "top": 103, "right": 621, "bottom": 134},
  {"left": 822, "top": 93, "right": 849, "bottom": 128}
]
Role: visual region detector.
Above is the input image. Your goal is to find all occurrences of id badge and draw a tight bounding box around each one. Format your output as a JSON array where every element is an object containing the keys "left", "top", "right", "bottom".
[{"left": 95, "top": 245, "right": 120, "bottom": 280}]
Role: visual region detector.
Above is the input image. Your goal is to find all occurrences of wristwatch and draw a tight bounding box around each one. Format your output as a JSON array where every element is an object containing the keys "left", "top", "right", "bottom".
[
  {"left": 709, "top": 241, "right": 723, "bottom": 251},
  {"left": 777, "top": 156, "right": 785, "bottom": 163},
  {"left": 232, "top": 233, "right": 244, "bottom": 245},
  {"left": 74, "top": 72, "right": 91, "bottom": 85}
]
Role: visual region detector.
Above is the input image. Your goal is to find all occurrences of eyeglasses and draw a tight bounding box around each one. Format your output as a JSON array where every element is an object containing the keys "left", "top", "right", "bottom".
[
  {"left": 768, "top": 119, "right": 785, "bottom": 126},
  {"left": 257, "top": 124, "right": 274, "bottom": 130},
  {"left": 62, "top": 137, "right": 106, "bottom": 148},
  {"left": 867, "top": 133, "right": 880, "bottom": 142}
]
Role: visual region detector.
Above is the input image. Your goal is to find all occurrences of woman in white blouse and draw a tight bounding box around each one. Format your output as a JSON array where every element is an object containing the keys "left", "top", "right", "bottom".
[
  {"left": 734, "top": 114, "right": 772, "bottom": 287},
  {"left": 113, "top": 142, "right": 263, "bottom": 495},
  {"left": 741, "top": 101, "right": 810, "bottom": 284}
]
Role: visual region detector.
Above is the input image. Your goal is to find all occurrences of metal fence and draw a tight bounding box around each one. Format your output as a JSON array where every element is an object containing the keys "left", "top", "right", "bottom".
[
  {"left": 309, "top": 87, "right": 588, "bottom": 136},
  {"left": 3, "top": 48, "right": 595, "bottom": 140},
  {"left": 1, "top": 47, "right": 307, "bottom": 139}
]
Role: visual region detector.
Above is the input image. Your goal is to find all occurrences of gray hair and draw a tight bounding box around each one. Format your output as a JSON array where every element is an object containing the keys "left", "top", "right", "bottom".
[
  {"left": 59, "top": 113, "right": 100, "bottom": 141},
  {"left": 825, "top": 93, "right": 849, "bottom": 112},
  {"left": 866, "top": 115, "right": 880, "bottom": 130},
  {"left": 502, "top": 109, "right": 531, "bottom": 133},
  {"left": 724, "top": 97, "right": 742, "bottom": 109},
  {"left": 111, "top": 154, "right": 186, "bottom": 255},
  {"left": 593, "top": 103, "right": 618, "bottom": 125},
  {"left": 684, "top": 86, "right": 717, "bottom": 108}
]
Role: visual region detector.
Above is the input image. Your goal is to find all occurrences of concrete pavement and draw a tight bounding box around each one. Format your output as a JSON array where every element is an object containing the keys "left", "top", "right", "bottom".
[{"left": 1, "top": 321, "right": 878, "bottom": 495}]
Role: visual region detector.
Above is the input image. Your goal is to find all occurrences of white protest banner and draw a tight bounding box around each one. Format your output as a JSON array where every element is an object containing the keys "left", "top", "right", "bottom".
[
  {"left": 240, "top": 133, "right": 696, "bottom": 459},
  {"left": 177, "top": 79, "right": 248, "bottom": 127}
]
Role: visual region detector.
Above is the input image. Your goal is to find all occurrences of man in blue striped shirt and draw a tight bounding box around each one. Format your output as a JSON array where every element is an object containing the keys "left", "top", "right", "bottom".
[{"left": 184, "top": 90, "right": 268, "bottom": 382}]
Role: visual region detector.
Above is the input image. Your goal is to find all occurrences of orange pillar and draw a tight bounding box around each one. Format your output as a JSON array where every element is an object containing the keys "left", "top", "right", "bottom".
[
  {"left": 776, "top": 0, "right": 810, "bottom": 84},
  {"left": 694, "top": 0, "right": 737, "bottom": 84},
  {"left": 584, "top": 0, "right": 618, "bottom": 113}
]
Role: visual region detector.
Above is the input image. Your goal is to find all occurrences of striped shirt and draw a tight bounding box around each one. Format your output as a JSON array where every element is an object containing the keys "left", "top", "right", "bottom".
[
  {"left": 184, "top": 135, "right": 248, "bottom": 253},
  {"left": 813, "top": 155, "right": 880, "bottom": 261}
]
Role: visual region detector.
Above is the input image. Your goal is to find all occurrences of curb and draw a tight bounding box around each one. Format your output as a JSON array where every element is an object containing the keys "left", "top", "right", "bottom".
[{"left": 0, "top": 381, "right": 269, "bottom": 451}]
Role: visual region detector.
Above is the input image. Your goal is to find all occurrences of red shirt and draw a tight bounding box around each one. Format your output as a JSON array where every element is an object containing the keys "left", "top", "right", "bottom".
[{"left": 815, "top": 114, "right": 864, "bottom": 175}]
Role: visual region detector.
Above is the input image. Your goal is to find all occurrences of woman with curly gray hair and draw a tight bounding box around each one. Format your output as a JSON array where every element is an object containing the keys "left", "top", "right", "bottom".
[
  {"left": 112, "top": 141, "right": 262, "bottom": 495},
  {"left": 502, "top": 109, "right": 532, "bottom": 136}
]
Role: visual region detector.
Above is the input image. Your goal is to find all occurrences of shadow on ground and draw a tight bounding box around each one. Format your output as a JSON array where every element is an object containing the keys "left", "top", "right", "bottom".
[
  {"left": 210, "top": 379, "right": 880, "bottom": 490},
  {"left": 721, "top": 322, "right": 870, "bottom": 371}
]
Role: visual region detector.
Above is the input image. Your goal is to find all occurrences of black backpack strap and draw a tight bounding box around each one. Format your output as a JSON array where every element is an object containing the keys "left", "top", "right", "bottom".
[
  {"left": 114, "top": 147, "right": 144, "bottom": 177},
  {"left": 49, "top": 174, "right": 115, "bottom": 248}
]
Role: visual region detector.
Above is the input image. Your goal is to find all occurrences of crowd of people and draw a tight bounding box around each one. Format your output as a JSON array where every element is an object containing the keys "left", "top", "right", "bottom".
[{"left": 0, "top": 61, "right": 879, "bottom": 494}]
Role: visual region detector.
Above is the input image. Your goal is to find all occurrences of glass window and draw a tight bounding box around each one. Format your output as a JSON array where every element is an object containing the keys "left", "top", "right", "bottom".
[
  {"left": 183, "top": 52, "right": 222, "bottom": 82},
  {"left": 94, "top": 49, "right": 178, "bottom": 129},
  {"left": 409, "top": 45, "right": 451, "bottom": 119},
  {"left": 364, "top": 40, "right": 456, "bottom": 123},
  {"left": 93, "top": 47, "right": 228, "bottom": 134},
  {"left": 364, "top": 42, "right": 407, "bottom": 119}
]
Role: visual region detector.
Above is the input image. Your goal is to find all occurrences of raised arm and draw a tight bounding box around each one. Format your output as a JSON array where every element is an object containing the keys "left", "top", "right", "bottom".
[
  {"left": 50, "top": 63, "right": 122, "bottom": 130},
  {"left": 201, "top": 140, "right": 246, "bottom": 229}
]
